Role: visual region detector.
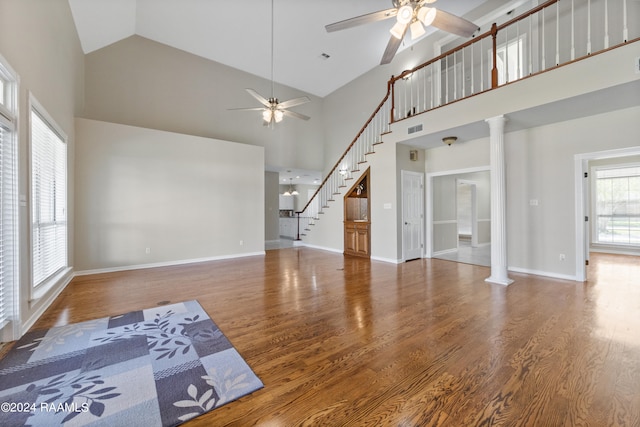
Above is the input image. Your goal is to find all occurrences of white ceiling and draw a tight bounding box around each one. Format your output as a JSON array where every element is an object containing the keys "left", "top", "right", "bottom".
[{"left": 68, "top": 0, "right": 487, "bottom": 98}]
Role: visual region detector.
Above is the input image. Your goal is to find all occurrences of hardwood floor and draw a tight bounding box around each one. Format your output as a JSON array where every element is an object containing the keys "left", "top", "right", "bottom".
[{"left": 18, "top": 250, "right": 640, "bottom": 426}]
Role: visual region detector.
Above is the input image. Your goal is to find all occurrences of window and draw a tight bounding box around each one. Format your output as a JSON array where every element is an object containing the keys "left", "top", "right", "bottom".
[
  {"left": 0, "top": 53, "right": 18, "bottom": 338},
  {"left": 594, "top": 166, "right": 640, "bottom": 246},
  {"left": 490, "top": 35, "right": 526, "bottom": 85},
  {"left": 30, "top": 96, "right": 68, "bottom": 291}
]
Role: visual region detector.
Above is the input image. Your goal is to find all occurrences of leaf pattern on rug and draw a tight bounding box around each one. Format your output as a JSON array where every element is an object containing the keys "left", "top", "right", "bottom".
[
  {"left": 0, "top": 301, "right": 263, "bottom": 427},
  {"left": 94, "top": 309, "right": 202, "bottom": 360},
  {"left": 17, "top": 319, "right": 103, "bottom": 352},
  {"left": 173, "top": 383, "right": 219, "bottom": 422},
  {"left": 25, "top": 370, "right": 121, "bottom": 423},
  {"left": 202, "top": 367, "right": 251, "bottom": 405}
]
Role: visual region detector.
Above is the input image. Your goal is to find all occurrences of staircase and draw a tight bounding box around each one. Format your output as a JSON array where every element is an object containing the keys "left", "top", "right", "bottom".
[
  {"left": 295, "top": 0, "right": 639, "bottom": 243},
  {"left": 295, "top": 86, "right": 393, "bottom": 239}
]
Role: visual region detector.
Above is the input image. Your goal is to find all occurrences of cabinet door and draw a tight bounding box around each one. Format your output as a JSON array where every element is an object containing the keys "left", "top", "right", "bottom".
[
  {"left": 355, "top": 226, "right": 369, "bottom": 256},
  {"left": 344, "top": 226, "right": 357, "bottom": 253}
]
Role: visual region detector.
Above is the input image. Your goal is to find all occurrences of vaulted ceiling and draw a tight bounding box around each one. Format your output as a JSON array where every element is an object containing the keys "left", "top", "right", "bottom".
[{"left": 68, "top": 0, "right": 488, "bottom": 97}]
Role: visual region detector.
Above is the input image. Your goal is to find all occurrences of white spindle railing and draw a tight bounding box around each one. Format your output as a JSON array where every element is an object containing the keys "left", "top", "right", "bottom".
[
  {"left": 296, "top": 95, "right": 392, "bottom": 238},
  {"left": 390, "top": 0, "right": 638, "bottom": 122},
  {"left": 296, "top": 0, "right": 638, "bottom": 241}
]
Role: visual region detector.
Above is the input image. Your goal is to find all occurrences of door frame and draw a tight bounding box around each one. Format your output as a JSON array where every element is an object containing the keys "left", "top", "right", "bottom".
[
  {"left": 401, "top": 170, "right": 425, "bottom": 261},
  {"left": 574, "top": 146, "right": 640, "bottom": 281},
  {"left": 456, "top": 179, "right": 479, "bottom": 248},
  {"left": 426, "top": 166, "right": 490, "bottom": 258}
]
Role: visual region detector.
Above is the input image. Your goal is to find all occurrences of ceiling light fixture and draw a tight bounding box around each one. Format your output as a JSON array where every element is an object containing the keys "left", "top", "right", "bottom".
[
  {"left": 283, "top": 178, "right": 298, "bottom": 196},
  {"left": 443, "top": 136, "right": 458, "bottom": 146},
  {"left": 390, "top": 3, "right": 439, "bottom": 42},
  {"left": 410, "top": 19, "right": 426, "bottom": 39}
]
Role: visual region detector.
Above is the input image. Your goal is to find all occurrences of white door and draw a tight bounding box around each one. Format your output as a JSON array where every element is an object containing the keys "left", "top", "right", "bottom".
[{"left": 402, "top": 171, "right": 424, "bottom": 261}]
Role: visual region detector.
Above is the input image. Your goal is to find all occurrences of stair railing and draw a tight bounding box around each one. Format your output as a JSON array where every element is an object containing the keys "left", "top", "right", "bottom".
[
  {"left": 389, "top": 0, "right": 638, "bottom": 122},
  {"left": 295, "top": 82, "right": 393, "bottom": 238},
  {"left": 295, "top": 0, "right": 638, "bottom": 241}
]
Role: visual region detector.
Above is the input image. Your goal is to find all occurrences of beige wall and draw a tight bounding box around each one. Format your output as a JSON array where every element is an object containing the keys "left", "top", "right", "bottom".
[
  {"left": 0, "top": 0, "right": 84, "bottom": 334},
  {"left": 82, "top": 35, "right": 324, "bottom": 173},
  {"left": 74, "top": 118, "right": 264, "bottom": 272},
  {"left": 265, "top": 171, "right": 280, "bottom": 242}
]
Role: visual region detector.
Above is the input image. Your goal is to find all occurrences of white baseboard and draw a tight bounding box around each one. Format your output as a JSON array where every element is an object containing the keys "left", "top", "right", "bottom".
[
  {"left": 370, "top": 256, "right": 402, "bottom": 264},
  {"left": 508, "top": 266, "right": 577, "bottom": 282},
  {"left": 21, "top": 272, "right": 74, "bottom": 337},
  {"left": 293, "top": 242, "right": 343, "bottom": 254},
  {"left": 433, "top": 248, "right": 458, "bottom": 256},
  {"left": 74, "top": 252, "right": 266, "bottom": 276}
]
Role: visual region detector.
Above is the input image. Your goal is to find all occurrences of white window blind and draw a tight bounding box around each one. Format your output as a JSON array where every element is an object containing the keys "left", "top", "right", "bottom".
[
  {"left": 0, "top": 120, "right": 18, "bottom": 329},
  {"left": 31, "top": 105, "right": 67, "bottom": 288},
  {"left": 0, "top": 54, "right": 18, "bottom": 335}
]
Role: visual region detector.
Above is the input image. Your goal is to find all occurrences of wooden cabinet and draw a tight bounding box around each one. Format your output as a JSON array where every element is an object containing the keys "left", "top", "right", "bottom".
[
  {"left": 344, "top": 169, "right": 370, "bottom": 258},
  {"left": 344, "top": 221, "right": 370, "bottom": 256}
]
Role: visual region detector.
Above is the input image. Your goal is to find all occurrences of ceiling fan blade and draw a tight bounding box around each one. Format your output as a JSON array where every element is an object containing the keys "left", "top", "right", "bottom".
[
  {"left": 431, "top": 9, "right": 479, "bottom": 38},
  {"left": 326, "top": 8, "right": 397, "bottom": 32},
  {"left": 278, "top": 96, "right": 310, "bottom": 109},
  {"left": 282, "top": 110, "right": 310, "bottom": 121},
  {"left": 246, "top": 88, "right": 271, "bottom": 107},
  {"left": 227, "top": 107, "right": 266, "bottom": 111},
  {"left": 380, "top": 24, "right": 407, "bottom": 65}
]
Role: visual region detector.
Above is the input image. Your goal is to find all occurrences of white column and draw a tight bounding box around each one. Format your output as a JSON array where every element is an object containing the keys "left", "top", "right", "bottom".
[{"left": 485, "top": 115, "right": 513, "bottom": 286}]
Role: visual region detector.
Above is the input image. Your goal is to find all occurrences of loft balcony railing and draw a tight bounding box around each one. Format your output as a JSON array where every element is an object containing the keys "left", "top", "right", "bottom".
[
  {"left": 391, "top": 0, "right": 639, "bottom": 121},
  {"left": 296, "top": 0, "right": 638, "bottom": 240}
]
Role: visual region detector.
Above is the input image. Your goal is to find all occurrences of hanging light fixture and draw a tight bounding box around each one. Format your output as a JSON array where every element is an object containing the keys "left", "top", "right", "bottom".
[
  {"left": 390, "top": 2, "right": 439, "bottom": 41},
  {"left": 283, "top": 178, "right": 298, "bottom": 196}
]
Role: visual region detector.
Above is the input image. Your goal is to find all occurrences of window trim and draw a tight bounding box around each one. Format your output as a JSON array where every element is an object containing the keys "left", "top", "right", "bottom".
[
  {"left": 591, "top": 162, "right": 640, "bottom": 248},
  {"left": 0, "top": 52, "right": 19, "bottom": 342},
  {"left": 28, "top": 92, "right": 71, "bottom": 302}
]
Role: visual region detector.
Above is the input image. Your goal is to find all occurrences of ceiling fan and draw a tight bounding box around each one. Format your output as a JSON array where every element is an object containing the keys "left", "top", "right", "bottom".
[
  {"left": 229, "top": 0, "right": 310, "bottom": 126},
  {"left": 325, "top": 0, "right": 480, "bottom": 65}
]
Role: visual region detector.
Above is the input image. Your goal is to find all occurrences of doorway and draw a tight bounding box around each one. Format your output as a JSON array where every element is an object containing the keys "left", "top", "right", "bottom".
[
  {"left": 456, "top": 180, "right": 478, "bottom": 248},
  {"left": 427, "top": 167, "right": 491, "bottom": 266},
  {"left": 402, "top": 171, "right": 424, "bottom": 261},
  {"left": 575, "top": 146, "right": 640, "bottom": 281}
]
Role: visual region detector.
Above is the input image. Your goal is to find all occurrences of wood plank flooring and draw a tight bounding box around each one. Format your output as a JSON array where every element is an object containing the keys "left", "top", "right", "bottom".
[{"left": 15, "top": 250, "right": 640, "bottom": 426}]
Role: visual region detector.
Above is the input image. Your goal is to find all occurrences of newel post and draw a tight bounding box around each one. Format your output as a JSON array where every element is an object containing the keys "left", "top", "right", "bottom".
[
  {"left": 491, "top": 23, "right": 499, "bottom": 88},
  {"left": 389, "top": 77, "right": 395, "bottom": 124}
]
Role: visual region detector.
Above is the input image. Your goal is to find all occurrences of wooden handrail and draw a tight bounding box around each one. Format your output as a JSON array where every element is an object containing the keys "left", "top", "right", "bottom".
[
  {"left": 297, "top": 0, "right": 633, "bottom": 227},
  {"left": 297, "top": 80, "right": 392, "bottom": 215}
]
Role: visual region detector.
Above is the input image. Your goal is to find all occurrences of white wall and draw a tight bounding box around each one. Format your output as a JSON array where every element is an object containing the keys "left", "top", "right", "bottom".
[
  {"left": 0, "top": 0, "right": 84, "bottom": 334},
  {"left": 265, "top": 171, "right": 280, "bottom": 242},
  {"left": 83, "top": 35, "right": 324, "bottom": 173},
  {"left": 75, "top": 118, "right": 264, "bottom": 272},
  {"left": 506, "top": 106, "right": 640, "bottom": 279}
]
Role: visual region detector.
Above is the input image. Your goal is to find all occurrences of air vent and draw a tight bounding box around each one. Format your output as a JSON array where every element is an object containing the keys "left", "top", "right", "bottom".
[{"left": 408, "top": 124, "right": 423, "bottom": 134}]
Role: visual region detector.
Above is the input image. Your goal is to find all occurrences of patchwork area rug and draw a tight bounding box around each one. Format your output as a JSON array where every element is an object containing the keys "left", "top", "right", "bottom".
[{"left": 0, "top": 300, "right": 263, "bottom": 426}]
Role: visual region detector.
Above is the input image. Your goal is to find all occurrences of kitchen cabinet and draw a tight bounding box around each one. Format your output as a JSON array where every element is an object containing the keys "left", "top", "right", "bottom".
[
  {"left": 279, "top": 218, "right": 297, "bottom": 239},
  {"left": 279, "top": 194, "right": 294, "bottom": 211}
]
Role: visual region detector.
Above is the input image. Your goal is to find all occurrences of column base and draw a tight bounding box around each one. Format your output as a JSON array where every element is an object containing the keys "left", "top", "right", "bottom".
[{"left": 485, "top": 276, "right": 514, "bottom": 286}]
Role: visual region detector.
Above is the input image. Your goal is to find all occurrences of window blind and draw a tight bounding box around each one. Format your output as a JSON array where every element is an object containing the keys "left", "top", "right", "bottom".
[
  {"left": 31, "top": 108, "right": 67, "bottom": 288},
  {"left": 0, "top": 115, "right": 17, "bottom": 329}
]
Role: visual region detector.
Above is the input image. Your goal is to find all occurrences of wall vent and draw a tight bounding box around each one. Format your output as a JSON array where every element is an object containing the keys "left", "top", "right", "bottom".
[{"left": 408, "top": 124, "right": 423, "bottom": 134}]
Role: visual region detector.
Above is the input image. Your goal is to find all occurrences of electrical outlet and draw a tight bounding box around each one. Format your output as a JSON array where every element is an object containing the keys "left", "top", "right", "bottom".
[
  {"left": 145, "top": 247, "right": 151, "bottom": 254},
  {"left": 239, "top": 240, "right": 244, "bottom": 246},
  {"left": 559, "top": 253, "right": 565, "bottom": 261}
]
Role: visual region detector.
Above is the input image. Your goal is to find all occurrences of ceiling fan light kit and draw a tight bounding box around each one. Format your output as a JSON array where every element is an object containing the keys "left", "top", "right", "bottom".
[
  {"left": 229, "top": 0, "right": 310, "bottom": 126},
  {"left": 326, "top": 0, "right": 479, "bottom": 65}
]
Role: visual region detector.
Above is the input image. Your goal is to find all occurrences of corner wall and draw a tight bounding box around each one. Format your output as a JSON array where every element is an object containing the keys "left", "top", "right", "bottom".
[{"left": 0, "top": 0, "right": 84, "bottom": 334}]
